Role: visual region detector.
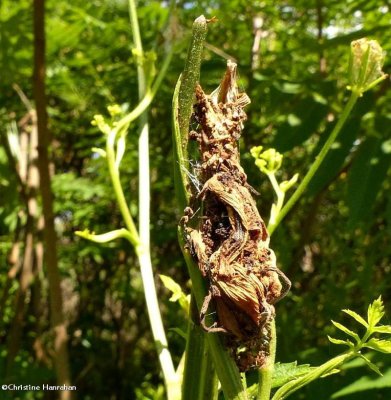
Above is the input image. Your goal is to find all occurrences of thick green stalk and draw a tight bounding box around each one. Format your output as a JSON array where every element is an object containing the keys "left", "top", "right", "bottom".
[
  {"left": 172, "top": 76, "right": 190, "bottom": 208},
  {"left": 178, "top": 15, "right": 208, "bottom": 156},
  {"left": 182, "top": 298, "right": 218, "bottom": 400},
  {"left": 268, "top": 91, "right": 359, "bottom": 236},
  {"left": 128, "top": 1, "right": 178, "bottom": 398},
  {"left": 258, "top": 319, "right": 277, "bottom": 400}
]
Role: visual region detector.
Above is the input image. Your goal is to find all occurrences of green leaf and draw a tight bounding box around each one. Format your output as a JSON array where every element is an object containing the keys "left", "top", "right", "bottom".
[
  {"left": 358, "top": 354, "right": 382, "bottom": 376},
  {"left": 363, "top": 339, "right": 391, "bottom": 354},
  {"left": 271, "top": 362, "right": 312, "bottom": 388},
  {"left": 328, "top": 336, "right": 351, "bottom": 347},
  {"left": 367, "top": 296, "right": 385, "bottom": 328},
  {"left": 373, "top": 325, "right": 391, "bottom": 334},
  {"left": 272, "top": 353, "right": 353, "bottom": 400},
  {"left": 331, "top": 368, "right": 391, "bottom": 398},
  {"left": 331, "top": 320, "right": 360, "bottom": 342},
  {"left": 342, "top": 309, "right": 369, "bottom": 328},
  {"left": 159, "top": 274, "right": 189, "bottom": 315}
]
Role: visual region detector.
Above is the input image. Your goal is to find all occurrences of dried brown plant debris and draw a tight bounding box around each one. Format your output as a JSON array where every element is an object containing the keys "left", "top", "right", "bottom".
[{"left": 182, "top": 60, "right": 291, "bottom": 371}]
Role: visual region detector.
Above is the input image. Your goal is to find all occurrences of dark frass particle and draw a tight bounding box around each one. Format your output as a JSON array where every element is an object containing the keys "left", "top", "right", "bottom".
[{"left": 182, "top": 60, "right": 291, "bottom": 371}]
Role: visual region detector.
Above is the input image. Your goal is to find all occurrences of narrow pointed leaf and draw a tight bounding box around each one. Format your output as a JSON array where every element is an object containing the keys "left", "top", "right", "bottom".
[
  {"left": 342, "top": 309, "right": 369, "bottom": 328},
  {"left": 331, "top": 320, "right": 360, "bottom": 342},
  {"left": 328, "top": 336, "right": 351, "bottom": 347},
  {"left": 373, "top": 325, "right": 391, "bottom": 334},
  {"left": 363, "top": 339, "right": 391, "bottom": 354},
  {"left": 359, "top": 354, "right": 383, "bottom": 376}
]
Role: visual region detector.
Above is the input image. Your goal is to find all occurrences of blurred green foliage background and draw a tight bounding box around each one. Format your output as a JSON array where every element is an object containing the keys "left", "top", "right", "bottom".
[{"left": 0, "top": 0, "right": 390, "bottom": 399}]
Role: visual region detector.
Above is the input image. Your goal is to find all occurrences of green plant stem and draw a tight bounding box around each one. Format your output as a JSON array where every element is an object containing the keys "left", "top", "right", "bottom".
[
  {"left": 178, "top": 15, "right": 208, "bottom": 156},
  {"left": 268, "top": 91, "right": 359, "bottom": 236},
  {"left": 106, "top": 132, "right": 140, "bottom": 246},
  {"left": 267, "top": 173, "right": 285, "bottom": 228},
  {"left": 128, "top": 1, "right": 179, "bottom": 398},
  {"left": 172, "top": 76, "right": 190, "bottom": 208},
  {"left": 272, "top": 352, "right": 354, "bottom": 400},
  {"left": 258, "top": 319, "right": 277, "bottom": 400},
  {"left": 182, "top": 298, "right": 219, "bottom": 400},
  {"left": 106, "top": 133, "right": 179, "bottom": 397},
  {"left": 114, "top": 47, "right": 174, "bottom": 136}
]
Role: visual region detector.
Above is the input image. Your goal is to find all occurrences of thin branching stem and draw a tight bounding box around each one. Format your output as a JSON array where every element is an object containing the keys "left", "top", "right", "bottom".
[
  {"left": 114, "top": 48, "right": 174, "bottom": 137},
  {"left": 106, "top": 131, "right": 140, "bottom": 246},
  {"left": 128, "top": 1, "right": 178, "bottom": 398},
  {"left": 268, "top": 91, "right": 360, "bottom": 235},
  {"left": 267, "top": 173, "right": 285, "bottom": 228}
]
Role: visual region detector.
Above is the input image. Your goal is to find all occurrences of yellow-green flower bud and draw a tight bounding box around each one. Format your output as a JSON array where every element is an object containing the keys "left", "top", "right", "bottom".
[
  {"left": 251, "top": 146, "right": 283, "bottom": 174},
  {"left": 262, "top": 148, "right": 283, "bottom": 172},
  {"left": 348, "top": 38, "right": 387, "bottom": 94},
  {"left": 91, "top": 114, "right": 110, "bottom": 135},
  {"left": 250, "top": 146, "right": 263, "bottom": 159},
  {"left": 107, "top": 104, "right": 122, "bottom": 117}
]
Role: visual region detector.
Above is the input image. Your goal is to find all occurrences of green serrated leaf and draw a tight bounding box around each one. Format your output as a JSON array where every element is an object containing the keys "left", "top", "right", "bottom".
[
  {"left": 359, "top": 354, "right": 383, "bottom": 376},
  {"left": 331, "top": 320, "right": 360, "bottom": 342},
  {"left": 271, "top": 362, "right": 312, "bottom": 388},
  {"left": 373, "top": 325, "right": 391, "bottom": 334},
  {"left": 368, "top": 296, "right": 385, "bottom": 328},
  {"left": 328, "top": 336, "right": 351, "bottom": 347},
  {"left": 272, "top": 353, "right": 353, "bottom": 400},
  {"left": 342, "top": 309, "right": 369, "bottom": 328},
  {"left": 363, "top": 338, "right": 391, "bottom": 354}
]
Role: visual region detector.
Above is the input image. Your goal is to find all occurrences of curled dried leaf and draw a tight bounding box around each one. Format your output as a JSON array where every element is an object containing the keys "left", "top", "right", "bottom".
[{"left": 182, "top": 61, "right": 290, "bottom": 371}]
